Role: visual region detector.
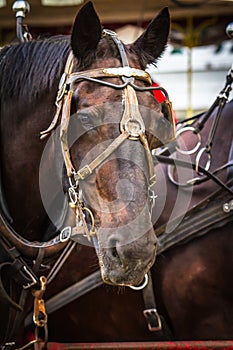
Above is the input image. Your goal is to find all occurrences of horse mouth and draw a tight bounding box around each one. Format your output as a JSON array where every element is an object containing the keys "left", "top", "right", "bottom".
[
  {"left": 95, "top": 231, "right": 157, "bottom": 286},
  {"left": 99, "top": 259, "right": 155, "bottom": 287}
]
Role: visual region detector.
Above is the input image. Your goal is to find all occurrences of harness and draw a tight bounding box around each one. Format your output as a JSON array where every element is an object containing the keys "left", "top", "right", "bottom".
[
  {"left": 0, "top": 30, "right": 175, "bottom": 347},
  {"left": 24, "top": 64, "right": 233, "bottom": 343},
  {"left": 2, "top": 4, "right": 231, "bottom": 346},
  {"left": 165, "top": 64, "right": 233, "bottom": 193}
]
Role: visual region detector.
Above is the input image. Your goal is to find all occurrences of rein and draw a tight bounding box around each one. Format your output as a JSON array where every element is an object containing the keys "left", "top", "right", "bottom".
[
  {"left": 156, "top": 179, "right": 233, "bottom": 252},
  {"left": 164, "top": 65, "right": 233, "bottom": 194}
]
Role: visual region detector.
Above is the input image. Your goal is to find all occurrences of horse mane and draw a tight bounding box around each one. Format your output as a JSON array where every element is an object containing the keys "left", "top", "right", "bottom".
[
  {"left": 0, "top": 34, "right": 129, "bottom": 103},
  {"left": 0, "top": 33, "right": 150, "bottom": 112},
  {"left": 0, "top": 36, "right": 70, "bottom": 105}
]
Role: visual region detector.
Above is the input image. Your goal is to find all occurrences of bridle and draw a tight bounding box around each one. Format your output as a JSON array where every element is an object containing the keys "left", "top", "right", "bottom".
[
  {"left": 0, "top": 29, "right": 175, "bottom": 346},
  {"left": 0, "top": 30, "right": 175, "bottom": 261},
  {"left": 40, "top": 29, "right": 176, "bottom": 242}
]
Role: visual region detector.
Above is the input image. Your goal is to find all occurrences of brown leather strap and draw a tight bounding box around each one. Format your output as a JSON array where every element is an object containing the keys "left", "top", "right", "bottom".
[
  {"left": 120, "top": 85, "right": 145, "bottom": 135},
  {"left": 60, "top": 90, "right": 74, "bottom": 177},
  {"left": 40, "top": 52, "right": 75, "bottom": 139},
  {"left": 76, "top": 131, "right": 129, "bottom": 180},
  {"left": 140, "top": 133, "right": 156, "bottom": 187}
]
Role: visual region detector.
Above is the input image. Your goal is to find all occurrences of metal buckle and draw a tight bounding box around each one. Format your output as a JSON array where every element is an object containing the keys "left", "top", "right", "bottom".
[
  {"left": 143, "top": 308, "right": 162, "bottom": 331},
  {"left": 60, "top": 226, "right": 72, "bottom": 242},
  {"left": 23, "top": 265, "right": 38, "bottom": 289},
  {"left": 77, "top": 165, "right": 92, "bottom": 180},
  {"left": 102, "top": 29, "right": 117, "bottom": 37}
]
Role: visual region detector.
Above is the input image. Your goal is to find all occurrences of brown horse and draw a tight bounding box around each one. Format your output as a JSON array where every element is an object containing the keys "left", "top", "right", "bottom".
[
  {"left": 34, "top": 93, "right": 233, "bottom": 343},
  {"left": 0, "top": 2, "right": 175, "bottom": 346},
  {"left": 41, "top": 99, "right": 233, "bottom": 343}
]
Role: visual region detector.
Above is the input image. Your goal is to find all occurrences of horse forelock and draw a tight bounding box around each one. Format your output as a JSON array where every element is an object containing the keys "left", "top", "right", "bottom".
[
  {"left": 76, "top": 35, "right": 143, "bottom": 71},
  {"left": 0, "top": 36, "right": 70, "bottom": 105}
]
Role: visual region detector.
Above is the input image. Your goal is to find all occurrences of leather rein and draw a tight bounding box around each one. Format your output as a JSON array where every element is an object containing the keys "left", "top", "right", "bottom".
[{"left": 157, "top": 64, "right": 233, "bottom": 196}]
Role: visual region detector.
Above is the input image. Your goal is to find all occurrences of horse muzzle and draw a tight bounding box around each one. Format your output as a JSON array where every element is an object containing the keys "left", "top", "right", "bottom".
[{"left": 93, "top": 210, "right": 157, "bottom": 286}]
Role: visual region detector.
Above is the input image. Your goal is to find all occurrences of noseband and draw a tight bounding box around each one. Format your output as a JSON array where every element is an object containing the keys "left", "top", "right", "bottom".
[{"left": 41, "top": 29, "right": 175, "bottom": 241}]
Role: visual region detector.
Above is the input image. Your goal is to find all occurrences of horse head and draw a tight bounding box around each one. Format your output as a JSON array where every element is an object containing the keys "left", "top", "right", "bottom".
[{"left": 47, "top": 2, "right": 173, "bottom": 286}]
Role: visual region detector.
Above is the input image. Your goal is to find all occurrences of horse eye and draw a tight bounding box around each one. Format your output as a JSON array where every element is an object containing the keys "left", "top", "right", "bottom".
[{"left": 79, "top": 114, "right": 93, "bottom": 129}]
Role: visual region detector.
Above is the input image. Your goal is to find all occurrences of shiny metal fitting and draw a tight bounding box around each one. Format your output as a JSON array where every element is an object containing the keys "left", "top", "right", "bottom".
[{"left": 12, "top": 1, "right": 30, "bottom": 17}]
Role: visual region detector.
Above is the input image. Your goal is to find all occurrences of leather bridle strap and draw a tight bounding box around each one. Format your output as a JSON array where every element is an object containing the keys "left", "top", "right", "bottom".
[
  {"left": 40, "top": 52, "right": 74, "bottom": 139},
  {"left": 104, "top": 29, "right": 129, "bottom": 67},
  {"left": 75, "top": 84, "right": 155, "bottom": 185},
  {"left": 75, "top": 131, "right": 129, "bottom": 180},
  {"left": 60, "top": 89, "right": 75, "bottom": 177},
  {"left": 52, "top": 47, "right": 155, "bottom": 185}
]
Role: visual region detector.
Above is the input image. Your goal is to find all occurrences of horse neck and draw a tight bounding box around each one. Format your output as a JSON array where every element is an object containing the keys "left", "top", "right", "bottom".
[{"left": 0, "top": 52, "right": 67, "bottom": 241}]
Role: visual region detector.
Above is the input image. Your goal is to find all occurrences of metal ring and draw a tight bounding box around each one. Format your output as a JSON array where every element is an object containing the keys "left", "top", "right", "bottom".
[
  {"left": 102, "top": 29, "right": 117, "bottom": 36},
  {"left": 195, "top": 147, "right": 211, "bottom": 175},
  {"left": 68, "top": 187, "right": 78, "bottom": 205},
  {"left": 167, "top": 164, "right": 200, "bottom": 187},
  {"left": 83, "top": 207, "right": 96, "bottom": 237},
  {"left": 129, "top": 273, "right": 148, "bottom": 290},
  {"left": 124, "top": 119, "right": 145, "bottom": 139},
  {"left": 176, "top": 126, "right": 201, "bottom": 155}
]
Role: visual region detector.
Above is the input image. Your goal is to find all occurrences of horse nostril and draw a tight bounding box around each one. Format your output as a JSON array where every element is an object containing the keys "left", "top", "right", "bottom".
[
  {"left": 111, "top": 246, "right": 119, "bottom": 259},
  {"left": 109, "top": 237, "right": 122, "bottom": 262}
]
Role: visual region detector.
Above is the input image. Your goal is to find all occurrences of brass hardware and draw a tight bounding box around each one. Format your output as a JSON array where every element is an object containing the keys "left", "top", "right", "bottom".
[{"left": 32, "top": 276, "right": 48, "bottom": 328}]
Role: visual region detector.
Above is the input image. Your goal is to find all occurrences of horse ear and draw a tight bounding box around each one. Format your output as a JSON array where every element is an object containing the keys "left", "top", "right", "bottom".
[
  {"left": 130, "top": 7, "right": 170, "bottom": 67},
  {"left": 71, "top": 1, "right": 102, "bottom": 65}
]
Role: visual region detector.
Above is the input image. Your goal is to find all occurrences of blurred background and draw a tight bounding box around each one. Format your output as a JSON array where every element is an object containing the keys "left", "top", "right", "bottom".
[{"left": 0, "top": 0, "right": 233, "bottom": 118}]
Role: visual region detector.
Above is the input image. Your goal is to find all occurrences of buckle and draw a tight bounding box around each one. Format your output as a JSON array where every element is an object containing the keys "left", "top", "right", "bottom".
[
  {"left": 77, "top": 165, "right": 92, "bottom": 180},
  {"left": 60, "top": 226, "right": 72, "bottom": 242},
  {"left": 22, "top": 265, "right": 38, "bottom": 289},
  {"left": 143, "top": 308, "right": 162, "bottom": 331},
  {"left": 149, "top": 174, "right": 156, "bottom": 188}
]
